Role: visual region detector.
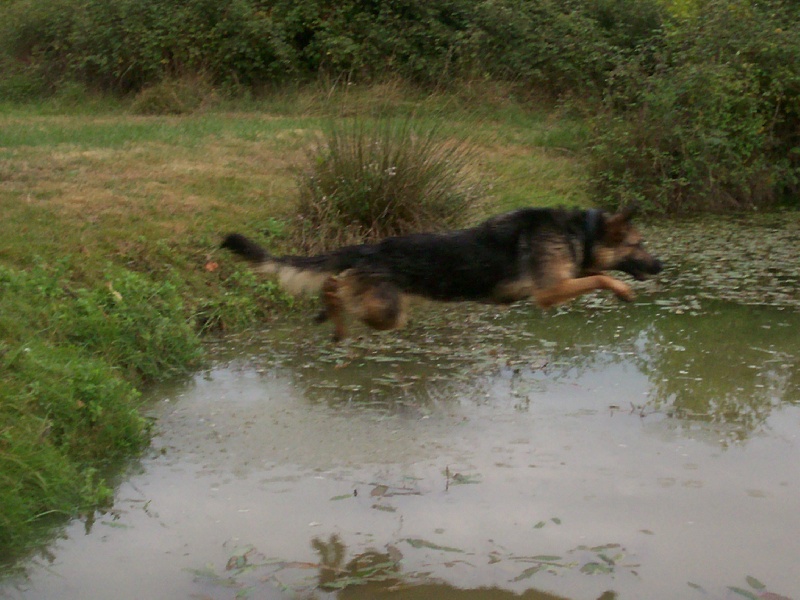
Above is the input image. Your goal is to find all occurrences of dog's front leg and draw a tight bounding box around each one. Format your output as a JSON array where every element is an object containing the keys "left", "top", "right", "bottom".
[{"left": 534, "top": 275, "right": 634, "bottom": 309}]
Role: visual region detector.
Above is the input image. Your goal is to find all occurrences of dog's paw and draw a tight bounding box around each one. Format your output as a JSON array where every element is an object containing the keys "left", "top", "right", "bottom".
[{"left": 609, "top": 280, "right": 635, "bottom": 302}]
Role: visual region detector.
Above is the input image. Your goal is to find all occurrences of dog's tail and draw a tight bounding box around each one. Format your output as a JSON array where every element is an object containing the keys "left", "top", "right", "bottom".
[
  {"left": 220, "top": 233, "right": 331, "bottom": 296},
  {"left": 221, "top": 233, "right": 270, "bottom": 262}
]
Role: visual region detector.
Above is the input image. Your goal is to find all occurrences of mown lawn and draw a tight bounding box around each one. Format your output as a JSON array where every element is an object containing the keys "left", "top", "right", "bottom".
[{"left": 1, "top": 86, "right": 590, "bottom": 267}]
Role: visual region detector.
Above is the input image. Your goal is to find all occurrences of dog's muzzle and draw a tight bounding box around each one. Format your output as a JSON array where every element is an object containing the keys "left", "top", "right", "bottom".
[{"left": 619, "top": 258, "right": 663, "bottom": 281}]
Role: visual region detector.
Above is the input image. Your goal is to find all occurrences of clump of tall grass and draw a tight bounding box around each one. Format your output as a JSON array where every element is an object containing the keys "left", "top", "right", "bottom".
[{"left": 294, "top": 118, "right": 484, "bottom": 252}]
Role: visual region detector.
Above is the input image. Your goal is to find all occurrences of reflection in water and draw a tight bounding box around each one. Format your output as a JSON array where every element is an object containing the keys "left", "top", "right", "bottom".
[
  {"left": 312, "top": 535, "right": 619, "bottom": 600},
  {"left": 343, "top": 585, "right": 617, "bottom": 600},
  {"left": 312, "top": 534, "right": 403, "bottom": 591},
  {"left": 249, "top": 296, "right": 800, "bottom": 445},
  {"left": 209, "top": 533, "right": 620, "bottom": 600},
  {"left": 643, "top": 302, "right": 799, "bottom": 441}
]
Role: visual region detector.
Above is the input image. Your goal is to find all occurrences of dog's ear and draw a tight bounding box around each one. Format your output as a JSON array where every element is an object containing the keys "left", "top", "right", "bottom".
[
  {"left": 603, "top": 205, "right": 637, "bottom": 242},
  {"left": 619, "top": 204, "right": 638, "bottom": 222}
]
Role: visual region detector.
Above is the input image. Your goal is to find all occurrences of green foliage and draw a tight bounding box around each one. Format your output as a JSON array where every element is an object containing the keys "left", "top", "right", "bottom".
[
  {"left": 0, "top": 263, "right": 202, "bottom": 381},
  {"left": 589, "top": 0, "right": 800, "bottom": 212},
  {"left": 295, "top": 117, "right": 483, "bottom": 251},
  {"left": 0, "top": 57, "right": 47, "bottom": 101},
  {"left": 0, "top": 0, "right": 663, "bottom": 95},
  {"left": 0, "top": 0, "right": 296, "bottom": 93},
  {"left": 55, "top": 267, "right": 203, "bottom": 380},
  {"left": 197, "top": 266, "right": 293, "bottom": 334},
  {"left": 583, "top": 0, "right": 664, "bottom": 50},
  {"left": 0, "top": 410, "right": 85, "bottom": 562},
  {"left": 3, "top": 342, "right": 148, "bottom": 463},
  {"left": 0, "top": 262, "right": 200, "bottom": 557},
  {"left": 4, "top": 0, "right": 797, "bottom": 211},
  {"left": 459, "top": 0, "right": 660, "bottom": 97}
]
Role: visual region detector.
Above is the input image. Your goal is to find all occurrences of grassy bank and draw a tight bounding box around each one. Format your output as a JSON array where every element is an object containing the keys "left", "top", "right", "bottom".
[{"left": 0, "top": 85, "right": 590, "bottom": 563}]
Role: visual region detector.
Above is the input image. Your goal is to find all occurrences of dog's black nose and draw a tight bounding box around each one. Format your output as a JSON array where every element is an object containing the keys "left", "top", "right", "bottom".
[{"left": 651, "top": 259, "right": 663, "bottom": 275}]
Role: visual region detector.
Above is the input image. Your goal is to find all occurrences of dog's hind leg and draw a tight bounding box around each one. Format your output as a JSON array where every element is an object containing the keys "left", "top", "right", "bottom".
[
  {"left": 322, "top": 270, "right": 408, "bottom": 341},
  {"left": 356, "top": 281, "right": 408, "bottom": 332},
  {"left": 321, "top": 275, "right": 348, "bottom": 342},
  {"left": 534, "top": 275, "right": 634, "bottom": 309}
]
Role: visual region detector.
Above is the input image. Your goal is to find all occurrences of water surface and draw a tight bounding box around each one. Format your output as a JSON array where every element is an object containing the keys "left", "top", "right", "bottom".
[{"left": 3, "top": 215, "right": 800, "bottom": 600}]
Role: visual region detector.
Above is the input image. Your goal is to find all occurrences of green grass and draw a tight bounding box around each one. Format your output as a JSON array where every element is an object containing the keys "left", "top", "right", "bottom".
[{"left": 0, "top": 83, "right": 591, "bottom": 565}]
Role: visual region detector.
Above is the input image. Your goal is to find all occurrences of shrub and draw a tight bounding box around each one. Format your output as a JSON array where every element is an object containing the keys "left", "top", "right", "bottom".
[
  {"left": 460, "top": 0, "right": 619, "bottom": 97},
  {"left": 591, "top": 61, "right": 774, "bottom": 212},
  {"left": 129, "top": 76, "right": 216, "bottom": 115},
  {"left": 294, "top": 117, "right": 483, "bottom": 251},
  {"left": 0, "top": 0, "right": 664, "bottom": 95},
  {"left": 589, "top": 0, "right": 800, "bottom": 212},
  {"left": 0, "top": 58, "right": 48, "bottom": 101}
]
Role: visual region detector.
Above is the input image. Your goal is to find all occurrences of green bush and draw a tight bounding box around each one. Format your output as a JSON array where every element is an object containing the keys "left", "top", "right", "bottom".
[
  {"left": 0, "top": 0, "right": 663, "bottom": 94},
  {"left": 459, "top": 0, "right": 653, "bottom": 97},
  {"left": 294, "top": 117, "right": 483, "bottom": 251},
  {"left": 591, "top": 61, "right": 774, "bottom": 212},
  {"left": 589, "top": 0, "right": 800, "bottom": 212},
  {"left": 0, "top": 58, "right": 47, "bottom": 101}
]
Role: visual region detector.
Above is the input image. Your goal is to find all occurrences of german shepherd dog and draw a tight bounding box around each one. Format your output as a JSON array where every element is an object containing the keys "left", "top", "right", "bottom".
[{"left": 221, "top": 207, "right": 662, "bottom": 341}]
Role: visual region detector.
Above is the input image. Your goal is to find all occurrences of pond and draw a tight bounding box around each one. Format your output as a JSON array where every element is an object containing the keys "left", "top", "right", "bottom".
[{"left": 2, "top": 215, "right": 800, "bottom": 600}]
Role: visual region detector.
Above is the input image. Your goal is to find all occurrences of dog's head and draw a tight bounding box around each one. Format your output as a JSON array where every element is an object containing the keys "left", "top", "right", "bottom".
[{"left": 590, "top": 208, "right": 663, "bottom": 280}]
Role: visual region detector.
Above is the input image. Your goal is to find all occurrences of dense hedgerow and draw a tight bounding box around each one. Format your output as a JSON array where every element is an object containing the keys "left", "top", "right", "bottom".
[
  {"left": 0, "top": 0, "right": 663, "bottom": 95},
  {"left": 590, "top": 0, "right": 800, "bottom": 212}
]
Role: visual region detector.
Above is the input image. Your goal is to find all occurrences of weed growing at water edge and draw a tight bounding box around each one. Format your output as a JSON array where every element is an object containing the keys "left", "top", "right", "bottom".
[
  {"left": 54, "top": 266, "right": 203, "bottom": 380},
  {"left": 198, "top": 266, "right": 293, "bottom": 333}
]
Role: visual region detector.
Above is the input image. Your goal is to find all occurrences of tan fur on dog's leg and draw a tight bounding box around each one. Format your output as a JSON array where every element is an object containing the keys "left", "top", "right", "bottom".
[
  {"left": 534, "top": 275, "right": 634, "bottom": 309},
  {"left": 321, "top": 276, "right": 348, "bottom": 341},
  {"left": 358, "top": 284, "right": 408, "bottom": 331}
]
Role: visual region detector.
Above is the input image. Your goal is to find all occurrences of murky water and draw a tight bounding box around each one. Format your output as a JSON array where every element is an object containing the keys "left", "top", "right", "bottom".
[{"left": 3, "top": 216, "right": 800, "bottom": 600}]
